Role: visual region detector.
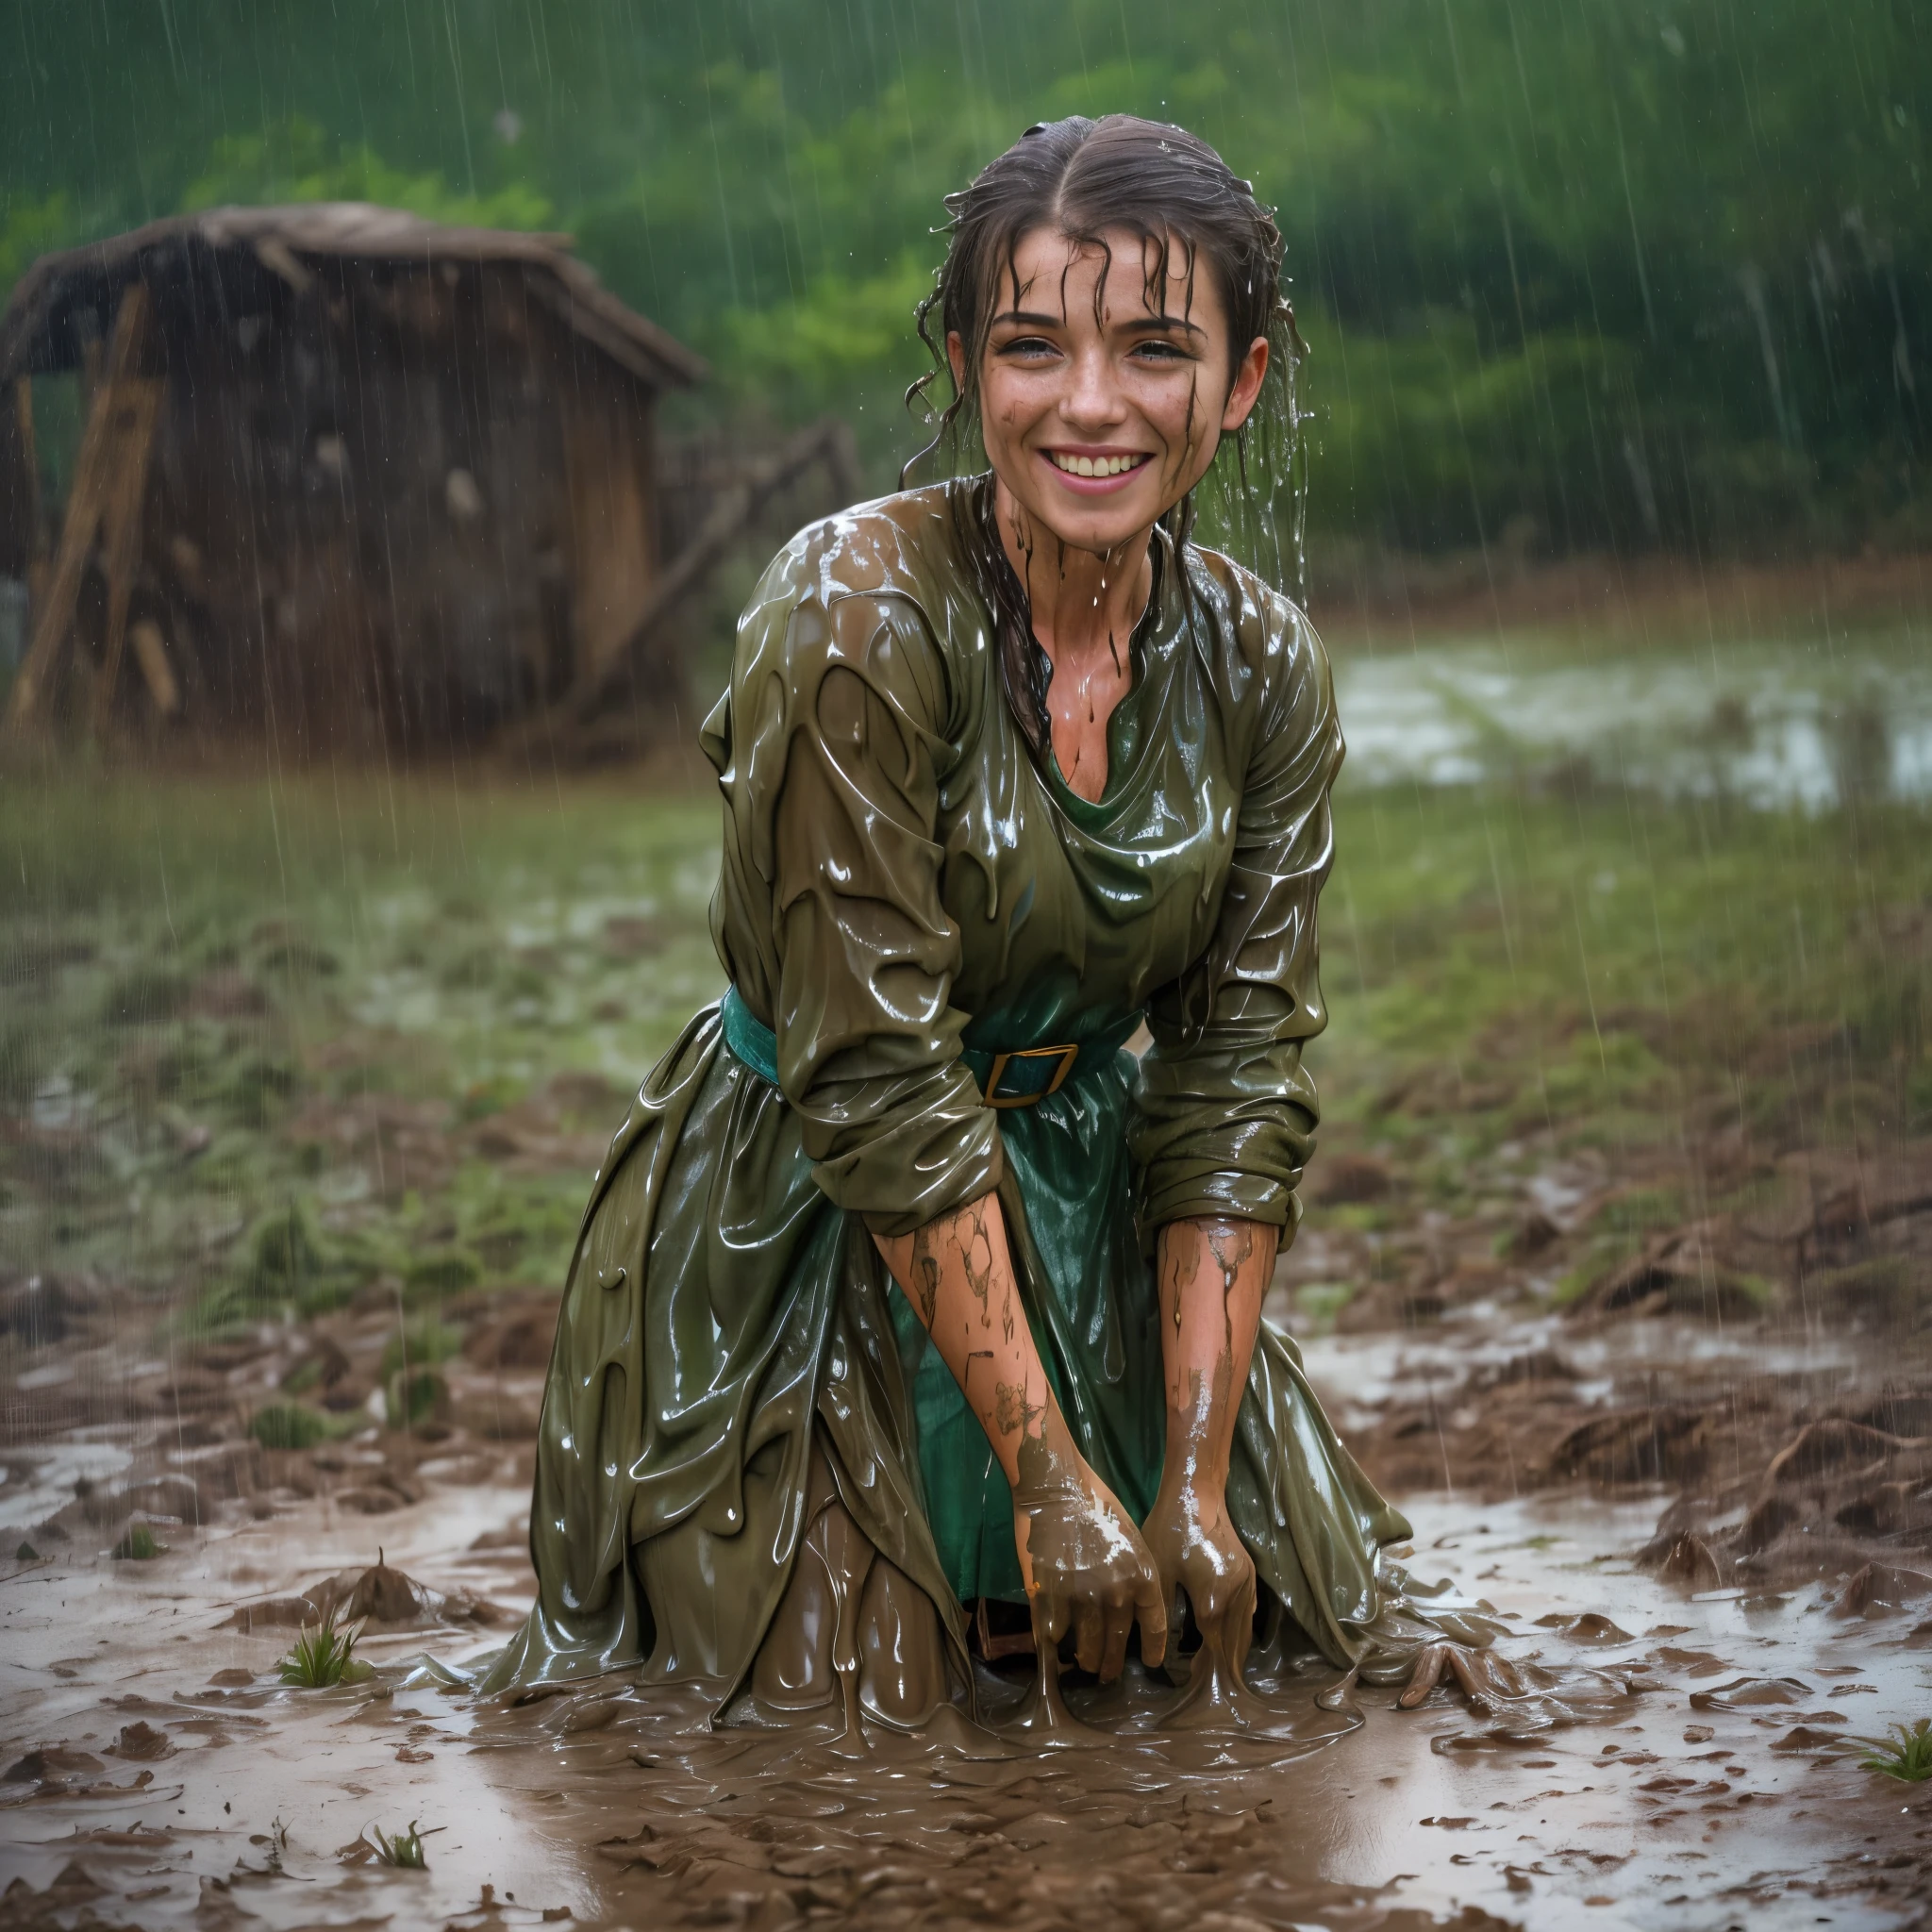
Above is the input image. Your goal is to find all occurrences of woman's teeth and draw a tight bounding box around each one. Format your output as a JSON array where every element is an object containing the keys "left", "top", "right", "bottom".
[{"left": 1050, "top": 452, "right": 1142, "bottom": 477}]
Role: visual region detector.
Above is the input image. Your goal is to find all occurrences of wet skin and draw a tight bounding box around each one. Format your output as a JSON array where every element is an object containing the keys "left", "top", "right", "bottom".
[
  {"left": 878, "top": 228, "right": 1273, "bottom": 1683},
  {"left": 946, "top": 225, "right": 1268, "bottom": 804}
]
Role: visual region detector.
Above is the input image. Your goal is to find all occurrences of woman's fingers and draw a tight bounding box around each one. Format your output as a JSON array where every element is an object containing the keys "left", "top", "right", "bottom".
[
  {"left": 1098, "top": 1596, "right": 1135, "bottom": 1682},
  {"left": 1133, "top": 1560, "right": 1169, "bottom": 1668},
  {"left": 1072, "top": 1599, "right": 1105, "bottom": 1675}
]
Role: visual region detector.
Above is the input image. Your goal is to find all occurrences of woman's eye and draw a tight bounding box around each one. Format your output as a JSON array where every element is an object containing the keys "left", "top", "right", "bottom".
[
  {"left": 1130, "top": 339, "right": 1189, "bottom": 362},
  {"left": 998, "top": 336, "right": 1058, "bottom": 359}
]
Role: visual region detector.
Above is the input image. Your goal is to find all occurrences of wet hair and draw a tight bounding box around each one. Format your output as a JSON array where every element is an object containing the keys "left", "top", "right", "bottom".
[{"left": 904, "top": 113, "right": 1307, "bottom": 593}]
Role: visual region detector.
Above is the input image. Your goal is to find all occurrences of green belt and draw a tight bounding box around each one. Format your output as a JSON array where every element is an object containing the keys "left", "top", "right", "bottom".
[{"left": 719, "top": 985, "right": 1138, "bottom": 1108}]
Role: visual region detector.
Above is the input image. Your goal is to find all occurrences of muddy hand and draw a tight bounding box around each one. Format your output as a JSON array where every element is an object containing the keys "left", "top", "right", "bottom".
[
  {"left": 1141, "top": 1478, "right": 1257, "bottom": 1679},
  {"left": 1012, "top": 1409, "right": 1167, "bottom": 1680},
  {"left": 1396, "top": 1641, "right": 1524, "bottom": 1709}
]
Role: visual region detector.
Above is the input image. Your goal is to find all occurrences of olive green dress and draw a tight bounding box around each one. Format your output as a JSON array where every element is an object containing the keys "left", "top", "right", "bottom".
[{"left": 483, "top": 476, "right": 1438, "bottom": 1707}]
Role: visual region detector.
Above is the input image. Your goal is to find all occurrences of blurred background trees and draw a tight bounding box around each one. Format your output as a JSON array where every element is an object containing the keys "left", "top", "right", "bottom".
[{"left": 5, "top": 0, "right": 1927, "bottom": 561}]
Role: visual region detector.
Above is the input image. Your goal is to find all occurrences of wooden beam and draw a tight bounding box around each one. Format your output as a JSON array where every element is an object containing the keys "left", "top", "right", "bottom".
[
  {"left": 6, "top": 282, "right": 152, "bottom": 731},
  {"left": 562, "top": 416, "right": 860, "bottom": 729},
  {"left": 128, "top": 618, "right": 180, "bottom": 718},
  {"left": 89, "top": 375, "right": 163, "bottom": 735},
  {"left": 14, "top": 378, "right": 42, "bottom": 569}
]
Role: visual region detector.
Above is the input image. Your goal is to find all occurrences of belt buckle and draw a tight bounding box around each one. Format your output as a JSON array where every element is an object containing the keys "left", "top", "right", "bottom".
[{"left": 982, "top": 1042, "right": 1079, "bottom": 1109}]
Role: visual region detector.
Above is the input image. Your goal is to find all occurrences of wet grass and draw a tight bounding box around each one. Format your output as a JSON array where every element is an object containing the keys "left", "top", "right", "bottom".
[
  {"left": 2, "top": 749, "right": 1927, "bottom": 1340},
  {"left": 1312, "top": 776, "right": 1932, "bottom": 1184},
  {"left": 277, "top": 1604, "right": 370, "bottom": 1689},
  {"left": 1856, "top": 1720, "right": 1932, "bottom": 1783},
  {"left": 2, "top": 760, "right": 720, "bottom": 1328},
  {"left": 366, "top": 1818, "right": 433, "bottom": 1867}
]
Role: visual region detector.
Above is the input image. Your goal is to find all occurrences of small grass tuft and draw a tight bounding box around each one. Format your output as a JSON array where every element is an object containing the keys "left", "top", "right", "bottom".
[
  {"left": 277, "top": 1603, "right": 370, "bottom": 1689},
  {"left": 250, "top": 1402, "right": 341, "bottom": 1451},
  {"left": 366, "top": 1818, "right": 438, "bottom": 1867},
  {"left": 112, "top": 1524, "right": 161, "bottom": 1560},
  {"left": 1856, "top": 1719, "right": 1932, "bottom": 1782}
]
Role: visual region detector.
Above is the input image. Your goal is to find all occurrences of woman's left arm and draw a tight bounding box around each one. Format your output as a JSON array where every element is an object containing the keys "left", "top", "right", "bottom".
[
  {"left": 1130, "top": 583, "right": 1344, "bottom": 1658},
  {"left": 1141, "top": 1217, "right": 1275, "bottom": 1667}
]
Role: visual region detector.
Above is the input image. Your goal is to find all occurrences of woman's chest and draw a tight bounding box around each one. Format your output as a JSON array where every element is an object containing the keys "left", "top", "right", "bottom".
[{"left": 930, "top": 660, "right": 1248, "bottom": 1012}]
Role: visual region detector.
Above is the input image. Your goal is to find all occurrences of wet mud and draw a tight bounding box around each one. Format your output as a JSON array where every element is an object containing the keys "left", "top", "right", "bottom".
[
  {"left": 4, "top": 1267, "right": 1929, "bottom": 1929},
  {"left": 6, "top": 756, "right": 1932, "bottom": 1926}
]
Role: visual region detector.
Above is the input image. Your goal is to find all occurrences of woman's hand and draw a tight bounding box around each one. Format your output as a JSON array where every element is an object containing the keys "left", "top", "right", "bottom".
[
  {"left": 1011, "top": 1407, "right": 1167, "bottom": 1680},
  {"left": 1141, "top": 1471, "right": 1257, "bottom": 1673},
  {"left": 875, "top": 1193, "right": 1164, "bottom": 1682},
  {"left": 1148, "top": 1218, "right": 1276, "bottom": 1675}
]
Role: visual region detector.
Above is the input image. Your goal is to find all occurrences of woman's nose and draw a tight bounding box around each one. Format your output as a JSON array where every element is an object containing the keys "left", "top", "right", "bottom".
[{"left": 1060, "top": 344, "right": 1127, "bottom": 431}]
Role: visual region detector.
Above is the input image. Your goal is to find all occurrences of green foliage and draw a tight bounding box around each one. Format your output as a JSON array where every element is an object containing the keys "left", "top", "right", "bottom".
[
  {"left": 387, "top": 1368, "right": 450, "bottom": 1433},
  {"left": 277, "top": 1604, "right": 370, "bottom": 1689},
  {"left": 179, "top": 117, "right": 552, "bottom": 232},
  {"left": 365, "top": 1819, "right": 431, "bottom": 1868},
  {"left": 378, "top": 1319, "right": 463, "bottom": 1383},
  {"left": 6, "top": 3, "right": 1927, "bottom": 552},
  {"left": 250, "top": 1403, "right": 343, "bottom": 1451},
  {"left": 111, "top": 1524, "right": 161, "bottom": 1560},
  {"left": 1856, "top": 1720, "right": 1932, "bottom": 1782},
  {"left": 0, "top": 191, "right": 76, "bottom": 292}
]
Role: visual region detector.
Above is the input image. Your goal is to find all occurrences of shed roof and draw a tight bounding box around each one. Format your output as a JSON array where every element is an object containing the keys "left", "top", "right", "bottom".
[{"left": 0, "top": 202, "right": 707, "bottom": 391}]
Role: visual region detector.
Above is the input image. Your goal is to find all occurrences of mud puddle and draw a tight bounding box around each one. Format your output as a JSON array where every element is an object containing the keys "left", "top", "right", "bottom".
[{"left": 3, "top": 1441, "right": 1925, "bottom": 1930}]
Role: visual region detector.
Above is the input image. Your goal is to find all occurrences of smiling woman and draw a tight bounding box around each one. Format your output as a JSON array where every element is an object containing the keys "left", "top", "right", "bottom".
[{"left": 486, "top": 115, "right": 1503, "bottom": 1731}]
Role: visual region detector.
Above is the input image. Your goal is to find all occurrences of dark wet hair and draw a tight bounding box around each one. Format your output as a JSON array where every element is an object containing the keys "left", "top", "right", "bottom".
[{"left": 903, "top": 113, "right": 1307, "bottom": 591}]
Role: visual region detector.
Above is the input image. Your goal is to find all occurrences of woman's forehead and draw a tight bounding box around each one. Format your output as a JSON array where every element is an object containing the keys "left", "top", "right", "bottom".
[{"left": 1004, "top": 225, "right": 1211, "bottom": 318}]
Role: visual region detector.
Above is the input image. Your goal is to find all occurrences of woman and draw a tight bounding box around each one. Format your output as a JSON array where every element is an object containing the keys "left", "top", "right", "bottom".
[{"left": 484, "top": 115, "right": 1491, "bottom": 1725}]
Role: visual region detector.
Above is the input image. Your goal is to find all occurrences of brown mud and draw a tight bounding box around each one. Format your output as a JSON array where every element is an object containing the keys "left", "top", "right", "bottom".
[{"left": 3, "top": 1245, "right": 1929, "bottom": 1928}]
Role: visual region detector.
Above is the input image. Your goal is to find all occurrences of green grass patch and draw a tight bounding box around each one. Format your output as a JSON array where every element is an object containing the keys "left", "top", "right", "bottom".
[
  {"left": 1856, "top": 1720, "right": 1932, "bottom": 1782},
  {"left": 277, "top": 1605, "right": 371, "bottom": 1689},
  {"left": 250, "top": 1402, "right": 350, "bottom": 1451},
  {"left": 365, "top": 1818, "right": 435, "bottom": 1867}
]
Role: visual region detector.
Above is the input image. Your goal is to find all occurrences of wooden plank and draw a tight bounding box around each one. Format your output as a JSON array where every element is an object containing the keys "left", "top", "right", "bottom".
[
  {"left": 6, "top": 282, "right": 152, "bottom": 730},
  {"left": 13, "top": 377, "right": 42, "bottom": 565},
  {"left": 128, "top": 618, "right": 179, "bottom": 717},
  {"left": 89, "top": 376, "right": 163, "bottom": 734}
]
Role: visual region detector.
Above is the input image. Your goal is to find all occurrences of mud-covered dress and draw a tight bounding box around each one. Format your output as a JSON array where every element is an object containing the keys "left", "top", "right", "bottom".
[{"left": 483, "top": 477, "right": 1449, "bottom": 1719}]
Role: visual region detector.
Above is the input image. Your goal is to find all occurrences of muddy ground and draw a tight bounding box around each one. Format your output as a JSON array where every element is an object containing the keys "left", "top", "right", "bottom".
[{"left": 4, "top": 710, "right": 1931, "bottom": 1928}]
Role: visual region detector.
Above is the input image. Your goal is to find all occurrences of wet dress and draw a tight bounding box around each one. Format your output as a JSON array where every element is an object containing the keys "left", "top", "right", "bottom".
[{"left": 483, "top": 476, "right": 1454, "bottom": 1720}]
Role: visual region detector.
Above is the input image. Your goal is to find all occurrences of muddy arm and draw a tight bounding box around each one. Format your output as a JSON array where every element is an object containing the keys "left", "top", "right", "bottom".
[
  {"left": 874, "top": 1194, "right": 1166, "bottom": 1678},
  {"left": 1141, "top": 1217, "right": 1274, "bottom": 1666}
]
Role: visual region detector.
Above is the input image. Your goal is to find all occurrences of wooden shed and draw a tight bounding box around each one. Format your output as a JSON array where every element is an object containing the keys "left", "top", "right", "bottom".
[{"left": 0, "top": 203, "right": 711, "bottom": 753}]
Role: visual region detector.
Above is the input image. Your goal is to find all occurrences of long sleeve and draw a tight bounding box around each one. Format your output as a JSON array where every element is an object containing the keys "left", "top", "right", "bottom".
[
  {"left": 745, "top": 586, "right": 1001, "bottom": 1237},
  {"left": 1129, "top": 599, "right": 1343, "bottom": 1234}
]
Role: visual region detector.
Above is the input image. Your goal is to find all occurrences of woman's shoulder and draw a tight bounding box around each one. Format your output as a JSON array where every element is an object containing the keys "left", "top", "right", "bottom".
[
  {"left": 753, "top": 479, "right": 982, "bottom": 626},
  {"left": 725, "top": 481, "right": 986, "bottom": 740},
  {"left": 1180, "top": 541, "right": 1331, "bottom": 692}
]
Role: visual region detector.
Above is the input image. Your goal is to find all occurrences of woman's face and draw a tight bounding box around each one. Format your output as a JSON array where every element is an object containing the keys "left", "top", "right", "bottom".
[{"left": 950, "top": 225, "right": 1269, "bottom": 558}]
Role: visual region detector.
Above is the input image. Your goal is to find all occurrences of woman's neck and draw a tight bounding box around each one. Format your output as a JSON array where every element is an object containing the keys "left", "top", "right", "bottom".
[{"left": 992, "top": 477, "right": 1154, "bottom": 666}]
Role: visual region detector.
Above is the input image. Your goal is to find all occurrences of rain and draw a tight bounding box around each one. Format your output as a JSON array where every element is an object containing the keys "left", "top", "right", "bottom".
[{"left": 0, "top": 4, "right": 1928, "bottom": 1928}]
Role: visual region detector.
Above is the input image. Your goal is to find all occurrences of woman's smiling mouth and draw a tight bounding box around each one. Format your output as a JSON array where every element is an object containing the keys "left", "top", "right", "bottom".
[{"left": 1044, "top": 449, "right": 1153, "bottom": 484}]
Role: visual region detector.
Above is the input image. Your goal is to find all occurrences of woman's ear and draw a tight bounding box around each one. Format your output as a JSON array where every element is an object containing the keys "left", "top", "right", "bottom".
[
  {"left": 946, "top": 330, "right": 967, "bottom": 398},
  {"left": 1221, "top": 335, "right": 1271, "bottom": 434}
]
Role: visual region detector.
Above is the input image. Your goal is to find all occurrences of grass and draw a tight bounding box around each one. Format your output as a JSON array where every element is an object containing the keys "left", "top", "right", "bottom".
[
  {"left": 2, "top": 762, "right": 720, "bottom": 1330},
  {"left": 3, "top": 696, "right": 1929, "bottom": 1343},
  {"left": 277, "top": 1603, "right": 371, "bottom": 1689},
  {"left": 1856, "top": 1720, "right": 1932, "bottom": 1783},
  {"left": 111, "top": 1523, "right": 161, "bottom": 1559},
  {"left": 250, "top": 1401, "right": 349, "bottom": 1451},
  {"left": 366, "top": 1818, "right": 436, "bottom": 1867}
]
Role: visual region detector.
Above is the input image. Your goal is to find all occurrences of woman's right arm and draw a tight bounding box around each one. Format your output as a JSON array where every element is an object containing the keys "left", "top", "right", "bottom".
[
  {"left": 739, "top": 581, "right": 1162, "bottom": 1676},
  {"left": 874, "top": 1193, "right": 1166, "bottom": 1679}
]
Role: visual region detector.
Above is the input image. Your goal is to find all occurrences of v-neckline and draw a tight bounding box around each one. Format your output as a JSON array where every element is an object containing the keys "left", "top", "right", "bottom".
[{"left": 1035, "top": 551, "right": 1165, "bottom": 822}]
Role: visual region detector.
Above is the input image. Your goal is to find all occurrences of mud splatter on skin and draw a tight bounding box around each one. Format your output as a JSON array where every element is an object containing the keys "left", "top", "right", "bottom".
[
  {"left": 977, "top": 232, "right": 1226, "bottom": 805},
  {"left": 1144, "top": 1219, "right": 1274, "bottom": 1718}
]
